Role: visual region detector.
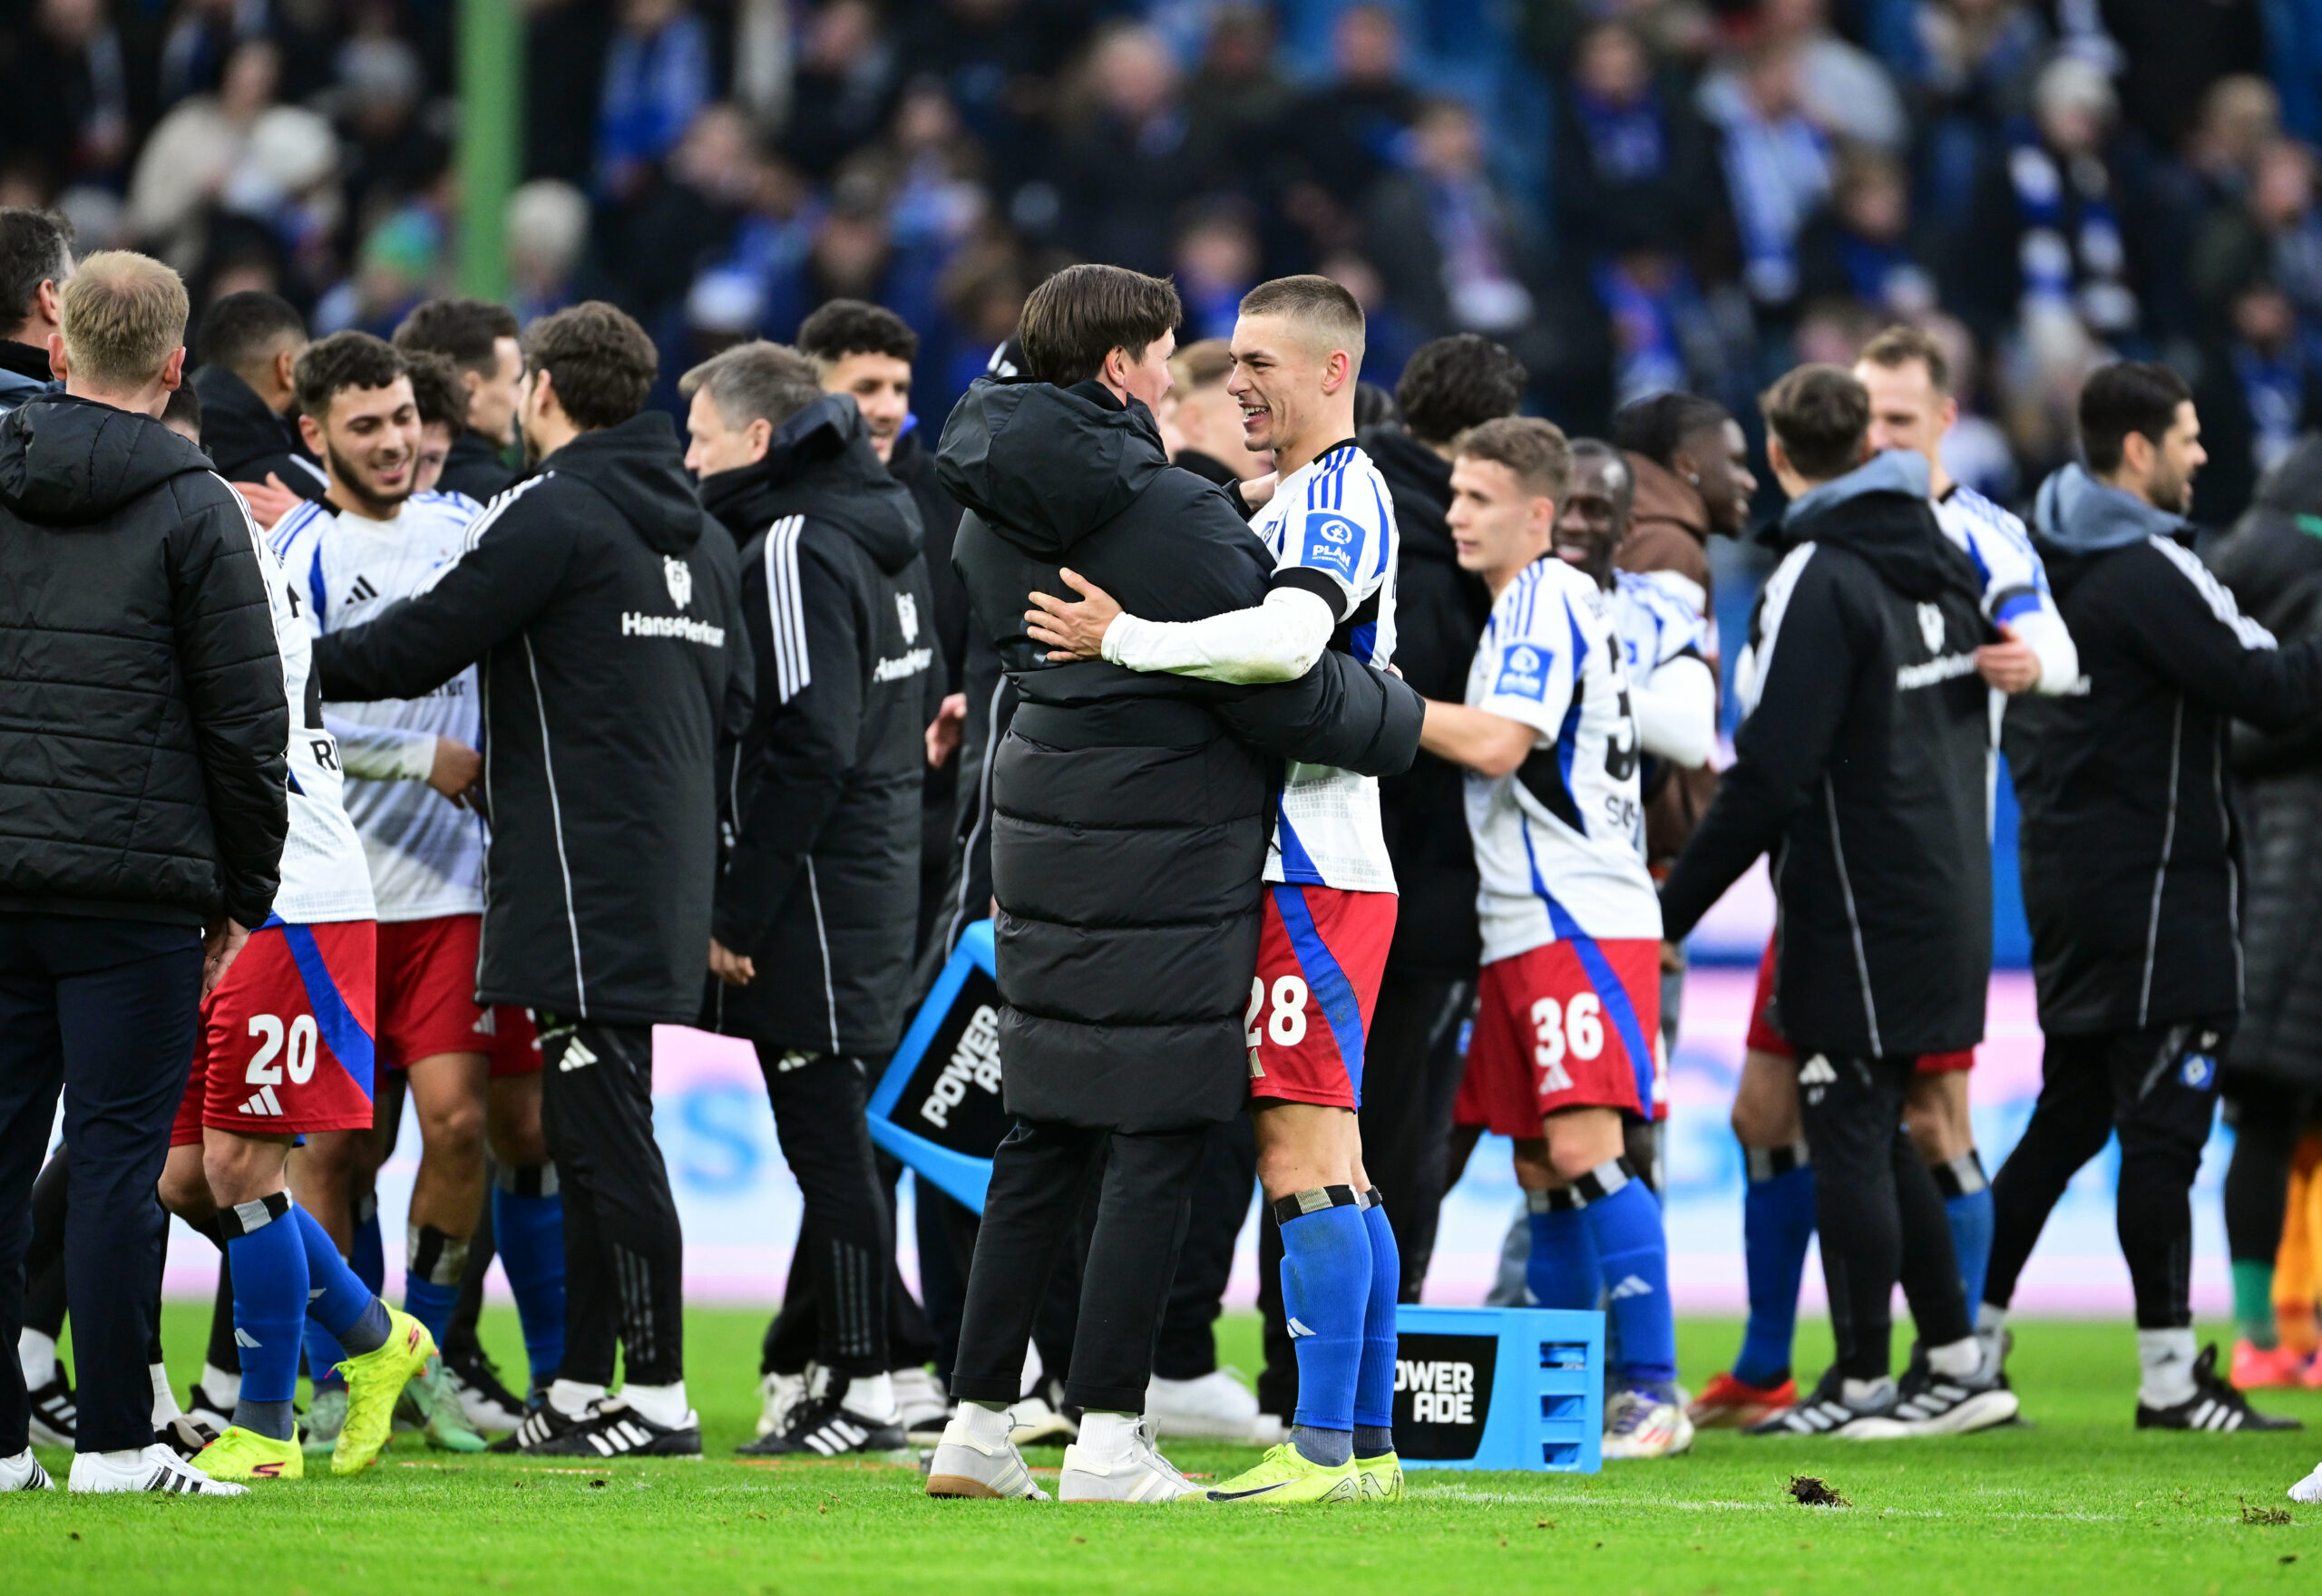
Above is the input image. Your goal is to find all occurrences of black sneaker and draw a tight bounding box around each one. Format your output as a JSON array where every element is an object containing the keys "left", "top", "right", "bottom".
[
  {"left": 1887, "top": 1350, "right": 2019, "bottom": 1435},
  {"left": 444, "top": 1346, "right": 530, "bottom": 1435},
  {"left": 2137, "top": 1344, "right": 2303, "bottom": 1432},
  {"left": 186, "top": 1382, "right": 234, "bottom": 1435},
  {"left": 737, "top": 1395, "right": 906, "bottom": 1457},
  {"left": 26, "top": 1370, "right": 74, "bottom": 1447},
  {"left": 493, "top": 1398, "right": 590, "bottom": 1454},
  {"left": 154, "top": 1412, "right": 220, "bottom": 1459},
  {"left": 523, "top": 1400, "right": 702, "bottom": 1458},
  {"left": 1745, "top": 1367, "right": 1907, "bottom": 1437}
]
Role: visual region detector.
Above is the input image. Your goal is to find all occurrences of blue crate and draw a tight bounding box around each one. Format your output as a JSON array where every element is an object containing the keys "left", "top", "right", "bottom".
[
  {"left": 1390, "top": 1305, "right": 1603, "bottom": 1473},
  {"left": 866, "top": 920, "right": 1004, "bottom": 1213}
]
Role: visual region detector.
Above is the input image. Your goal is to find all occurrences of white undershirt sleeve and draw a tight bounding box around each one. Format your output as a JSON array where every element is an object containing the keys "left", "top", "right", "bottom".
[
  {"left": 1628, "top": 654, "right": 1717, "bottom": 769},
  {"left": 1098, "top": 586, "right": 1339, "bottom": 684},
  {"left": 327, "top": 712, "right": 440, "bottom": 782},
  {"left": 2010, "top": 604, "right": 2081, "bottom": 696}
]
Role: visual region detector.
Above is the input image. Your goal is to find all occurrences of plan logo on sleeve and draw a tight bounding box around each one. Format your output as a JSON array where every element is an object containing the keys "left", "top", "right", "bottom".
[{"left": 1494, "top": 643, "right": 1550, "bottom": 702}]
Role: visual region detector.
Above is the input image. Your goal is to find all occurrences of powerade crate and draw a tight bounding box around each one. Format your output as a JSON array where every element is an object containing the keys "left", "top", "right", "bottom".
[
  {"left": 867, "top": 920, "right": 1006, "bottom": 1212},
  {"left": 1392, "top": 1305, "right": 1603, "bottom": 1473}
]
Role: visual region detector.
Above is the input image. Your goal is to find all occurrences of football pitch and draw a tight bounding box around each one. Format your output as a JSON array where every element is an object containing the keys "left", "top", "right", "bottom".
[{"left": 11, "top": 1307, "right": 2319, "bottom": 1594}]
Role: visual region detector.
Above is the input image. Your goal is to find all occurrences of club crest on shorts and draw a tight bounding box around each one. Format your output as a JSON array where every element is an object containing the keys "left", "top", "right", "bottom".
[{"left": 664, "top": 555, "right": 694, "bottom": 609}]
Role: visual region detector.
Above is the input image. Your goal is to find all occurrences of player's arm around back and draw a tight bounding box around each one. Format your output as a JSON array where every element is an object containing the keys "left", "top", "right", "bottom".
[{"left": 171, "top": 480, "right": 291, "bottom": 930}]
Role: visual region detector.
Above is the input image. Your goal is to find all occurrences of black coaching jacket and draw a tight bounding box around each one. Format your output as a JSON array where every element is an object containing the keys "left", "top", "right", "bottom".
[
  {"left": 941, "top": 377, "right": 1423, "bottom": 1133},
  {"left": 0, "top": 394, "right": 289, "bottom": 929},
  {"left": 1661, "top": 452, "right": 1993, "bottom": 1059},
  {"left": 316, "top": 411, "right": 751, "bottom": 1026},
  {"left": 701, "top": 395, "right": 941, "bottom": 1056}
]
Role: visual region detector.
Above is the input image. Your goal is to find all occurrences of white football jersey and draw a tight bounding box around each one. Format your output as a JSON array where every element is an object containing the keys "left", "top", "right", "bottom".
[
  {"left": 270, "top": 491, "right": 487, "bottom": 921},
  {"left": 1464, "top": 557, "right": 1661, "bottom": 964},
  {"left": 1936, "top": 482, "right": 2054, "bottom": 627},
  {"left": 236, "top": 492, "right": 376, "bottom": 927},
  {"left": 1248, "top": 440, "right": 1400, "bottom": 892},
  {"left": 1608, "top": 569, "right": 1710, "bottom": 683}
]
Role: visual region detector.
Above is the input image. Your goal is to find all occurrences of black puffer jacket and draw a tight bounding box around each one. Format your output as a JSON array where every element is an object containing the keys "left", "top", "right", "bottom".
[
  {"left": 2007, "top": 463, "right": 2322, "bottom": 1037},
  {"left": 0, "top": 394, "right": 288, "bottom": 928},
  {"left": 190, "top": 365, "right": 328, "bottom": 501},
  {"left": 436, "top": 429, "right": 518, "bottom": 503},
  {"left": 702, "top": 395, "right": 939, "bottom": 1054},
  {"left": 1662, "top": 453, "right": 1993, "bottom": 1058},
  {"left": 316, "top": 411, "right": 751, "bottom": 1025},
  {"left": 1362, "top": 423, "right": 1492, "bottom": 979},
  {"left": 2213, "top": 440, "right": 2322, "bottom": 1085},
  {"left": 941, "top": 377, "right": 1423, "bottom": 1133}
]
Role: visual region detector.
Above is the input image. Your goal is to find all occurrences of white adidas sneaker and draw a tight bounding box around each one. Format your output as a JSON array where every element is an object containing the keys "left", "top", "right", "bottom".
[
  {"left": 1, "top": 1448, "right": 54, "bottom": 1491},
  {"left": 893, "top": 1367, "right": 952, "bottom": 1444},
  {"left": 67, "top": 1443, "right": 247, "bottom": 1495},
  {"left": 1006, "top": 1392, "right": 1078, "bottom": 1446},
  {"left": 1145, "top": 1368, "right": 1260, "bottom": 1441},
  {"left": 927, "top": 1407, "right": 1050, "bottom": 1501},
  {"left": 2291, "top": 1463, "right": 2322, "bottom": 1504},
  {"left": 1058, "top": 1416, "right": 1205, "bottom": 1504},
  {"left": 756, "top": 1369, "right": 810, "bottom": 1439}
]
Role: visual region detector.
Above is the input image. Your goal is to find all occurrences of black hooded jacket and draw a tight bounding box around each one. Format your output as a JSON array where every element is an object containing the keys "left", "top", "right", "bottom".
[
  {"left": 0, "top": 394, "right": 288, "bottom": 928},
  {"left": 189, "top": 365, "right": 328, "bottom": 501},
  {"left": 315, "top": 412, "right": 751, "bottom": 1026},
  {"left": 2005, "top": 463, "right": 2322, "bottom": 1037},
  {"left": 702, "top": 395, "right": 940, "bottom": 1054},
  {"left": 1661, "top": 453, "right": 1993, "bottom": 1058},
  {"left": 1361, "top": 423, "right": 1493, "bottom": 980},
  {"left": 941, "top": 378, "right": 1425, "bottom": 1133}
]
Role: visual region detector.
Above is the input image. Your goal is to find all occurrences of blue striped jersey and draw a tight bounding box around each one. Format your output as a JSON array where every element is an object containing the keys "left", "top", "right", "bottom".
[
  {"left": 1248, "top": 439, "right": 1400, "bottom": 891},
  {"left": 1935, "top": 482, "right": 2055, "bottom": 627}
]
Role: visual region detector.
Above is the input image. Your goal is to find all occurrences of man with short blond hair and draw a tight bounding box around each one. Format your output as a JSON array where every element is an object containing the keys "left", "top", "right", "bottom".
[{"left": 0, "top": 248, "right": 290, "bottom": 1494}]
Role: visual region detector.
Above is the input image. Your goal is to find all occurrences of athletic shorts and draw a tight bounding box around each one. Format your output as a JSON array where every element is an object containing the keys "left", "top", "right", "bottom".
[
  {"left": 1744, "top": 936, "right": 1975, "bottom": 1074},
  {"left": 1454, "top": 937, "right": 1662, "bottom": 1137},
  {"left": 374, "top": 914, "right": 540, "bottom": 1075},
  {"left": 1246, "top": 883, "right": 1397, "bottom": 1110},
  {"left": 172, "top": 920, "right": 378, "bottom": 1143}
]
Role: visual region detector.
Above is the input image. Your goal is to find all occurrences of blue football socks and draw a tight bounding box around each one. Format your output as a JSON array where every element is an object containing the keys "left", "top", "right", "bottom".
[
  {"left": 1276, "top": 1188, "right": 1371, "bottom": 1461},
  {"left": 1568, "top": 1159, "right": 1677, "bottom": 1390},
  {"left": 493, "top": 1164, "right": 567, "bottom": 1388},
  {"left": 1734, "top": 1141, "right": 1815, "bottom": 1390},
  {"left": 218, "top": 1192, "right": 307, "bottom": 1441},
  {"left": 1932, "top": 1151, "right": 1995, "bottom": 1311},
  {"left": 293, "top": 1203, "right": 391, "bottom": 1359},
  {"left": 1354, "top": 1191, "right": 1400, "bottom": 1457},
  {"left": 351, "top": 1188, "right": 385, "bottom": 1294},
  {"left": 403, "top": 1223, "right": 467, "bottom": 1348},
  {"left": 1524, "top": 1190, "right": 1601, "bottom": 1311}
]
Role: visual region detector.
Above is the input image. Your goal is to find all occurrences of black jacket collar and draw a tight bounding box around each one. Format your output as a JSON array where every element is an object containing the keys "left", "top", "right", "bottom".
[{"left": 0, "top": 339, "right": 51, "bottom": 383}]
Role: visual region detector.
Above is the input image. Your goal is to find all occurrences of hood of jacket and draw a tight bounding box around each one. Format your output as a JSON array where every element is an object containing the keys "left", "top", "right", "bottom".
[
  {"left": 1782, "top": 449, "right": 1973, "bottom": 600},
  {"left": 1361, "top": 424, "right": 1457, "bottom": 564},
  {"left": 2033, "top": 461, "right": 2189, "bottom": 553},
  {"left": 699, "top": 394, "right": 923, "bottom": 575},
  {"left": 0, "top": 338, "right": 53, "bottom": 386},
  {"left": 936, "top": 377, "right": 1170, "bottom": 557},
  {"left": 1624, "top": 450, "right": 1712, "bottom": 542},
  {"left": 0, "top": 394, "right": 219, "bottom": 524},
  {"left": 546, "top": 410, "right": 704, "bottom": 555}
]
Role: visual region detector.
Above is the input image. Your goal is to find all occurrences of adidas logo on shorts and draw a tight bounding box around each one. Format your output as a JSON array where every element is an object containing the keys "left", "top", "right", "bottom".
[
  {"left": 1608, "top": 1275, "right": 1654, "bottom": 1299},
  {"left": 559, "top": 1037, "right": 598, "bottom": 1072},
  {"left": 238, "top": 1085, "right": 286, "bottom": 1116}
]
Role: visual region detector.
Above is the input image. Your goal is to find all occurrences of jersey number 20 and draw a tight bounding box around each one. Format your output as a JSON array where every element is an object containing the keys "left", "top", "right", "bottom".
[{"left": 247, "top": 1014, "right": 320, "bottom": 1085}]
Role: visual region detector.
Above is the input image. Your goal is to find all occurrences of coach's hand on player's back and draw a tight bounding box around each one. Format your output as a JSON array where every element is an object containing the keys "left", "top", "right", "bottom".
[
  {"left": 201, "top": 918, "right": 249, "bottom": 998},
  {"left": 230, "top": 472, "right": 302, "bottom": 531},
  {"left": 428, "top": 737, "right": 483, "bottom": 809},
  {"left": 1025, "top": 569, "right": 1121, "bottom": 661},
  {"left": 709, "top": 937, "right": 756, "bottom": 987}
]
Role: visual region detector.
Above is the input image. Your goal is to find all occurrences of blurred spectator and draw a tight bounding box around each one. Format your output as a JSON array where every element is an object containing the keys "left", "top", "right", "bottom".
[
  {"left": 782, "top": 0, "right": 902, "bottom": 180},
  {"left": 1555, "top": 21, "right": 1732, "bottom": 283},
  {"left": 0, "top": 208, "right": 73, "bottom": 413},
  {"left": 1051, "top": 23, "right": 1213, "bottom": 276},
  {"left": 1923, "top": 311, "right": 2020, "bottom": 501},
  {"left": 333, "top": 35, "right": 447, "bottom": 231},
  {"left": 1366, "top": 99, "right": 1546, "bottom": 340},
  {"left": 315, "top": 204, "right": 442, "bottom": 336},
  {"left": 2194, "top": 139, "right": 2322, "bottom": 335},
  {"left": 1748, "top": 0, "right": 1908, "bottom": 151},
  {"left": 2170, "top": 73, "right": 2282, "bottom": 215},
  {"left": 509, "top": 179, "right": 592, "bottom": 323},
  {"left": 1184, "top": 5, "right": 1293, "bottom": 155},
  {"left": 2096, "top": 0, "right": 2267, "bottom": 151},
  {"left": 1283, "top": 3, "right": 1421, "bottom": 248},
  {"left": 849, "top": 82, "right": 990, "bottom": 338},
  {"left": 1315, "top": 247, "right": 1422, "bottom": 389},
  {"left": 1796, "top": 146, "right": 1937, "bottom": 319},
  {"left": 0, "top": 0, "right": 134, "bottom": 188},
  {"left": 1163, "top": 336, "right": 1267, "bottom": 484},
  {"left": 1907, "top": 0, "right": 2048, "bottom": 223},
  {"left": 597, "top": 0, "right": 714, "bottom": 201},
  {"left": 128, "top": 37, "right": 282, "bottom": 264},
  {"left": 1954, "top": 54, "right": 2153, "bottom": 355},
  {"left": 800, "top": 172, "right": 899, "bottom": 322},
  {"left": 2194, "top": 277, "right": 2322, "bottom": 521},
  {"left": 1702, "top": 42, "right": 1832, "bottom": 324},
  {"left": 608, "top": 103, "right": 763, "bottom": 328},
  {"left": 527, "top": 0, "right": 616, "bottom": 188},
  {"left": 1174, "top": 205, "right": 1261, "bottom": 341},
  {"left": 898, "top": 0, "right": 1092, "bottom": 202},
  {"left": 1594, "top": 232, "right": 1739, "bottom": 412}
]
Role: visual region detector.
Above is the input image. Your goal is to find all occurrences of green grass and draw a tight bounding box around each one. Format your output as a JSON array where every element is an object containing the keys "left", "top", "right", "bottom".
[{"left": 10, "top": 1308, "right": 2320, "bottom": 1593}]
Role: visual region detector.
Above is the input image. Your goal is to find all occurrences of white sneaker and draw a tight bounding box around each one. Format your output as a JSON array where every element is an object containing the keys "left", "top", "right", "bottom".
[
  {"left": 1601, "top": 1387, "right": 1695, "bottom": 1459},
  {"left": 1059, "top": 1417, "right": 1205, "bottom": 1504},
  {"left": 67, "top": 1443, "right": 247, "bottom": 1495},
  {"left": 2291, "top": 1464, "right": 2322, "bottom": 1504},
  {"left": 1006, "top": 1393, "right": 1078, "bottom": 1446},
  {"left": 1, "top": 1449, "right": 54, "bottom": 1491},
  {"left": 926, "top": 1410, "right": 1050, "bottom": 1501},
  {"left": 1145, "top": 1367, "right": 1260, "bottom": 1440},
  {"left": 756, "top": 1370, "right": 809, "bottom": 1439},
  {"left": 893, "top": 1367, "right": 951, "bottom": 1444},
  {"left": 1250, "top": 1412, "right": 1288, "bottom": 1447}
]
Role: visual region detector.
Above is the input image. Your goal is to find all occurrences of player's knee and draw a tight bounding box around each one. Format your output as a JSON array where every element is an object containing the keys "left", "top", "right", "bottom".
[
  {"left": 201, "top": 1139, "right": 281, "bottom": 1210},
  {"left": 1541, "top": 1110, "right": 1624, "bottom": 1183},
  {"left": 157, "top": 1153, "right": 214, "bottom": 1222},
  {"left": 422, "top": 1092, "right": 486, "bottom": 1156}
]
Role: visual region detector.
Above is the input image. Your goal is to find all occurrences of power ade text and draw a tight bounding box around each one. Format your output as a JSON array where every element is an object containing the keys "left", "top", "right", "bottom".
[
  {"left": 1396, "top": 1358, "right": 1477, "bottom": 1424},
  {"left": 921, "top": 1004, "right": 1001, "bottom": 1130}
]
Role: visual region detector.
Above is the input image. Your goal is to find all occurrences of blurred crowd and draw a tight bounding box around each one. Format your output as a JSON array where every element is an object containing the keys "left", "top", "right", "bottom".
[{"left": 8, "top": 0, "right": 2322, "bottom": 521}]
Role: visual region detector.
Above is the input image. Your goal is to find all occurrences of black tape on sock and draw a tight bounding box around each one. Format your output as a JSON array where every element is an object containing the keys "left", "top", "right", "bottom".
[
  {"left": 1528, "top": 1157, "right": 1635, "bottom": 1214},
  {"left": 215, "top": 1191, "right": 291, "bottom": 1241},
  {"left": 1744, "top": 1139, "right": 1811, "bottom": 1182},
  {"left": 1931, "top": 1151, "right": 1987, "bottom": 1199},
  {"left": 1269, "top": 1184, "right": 1363, "bottom": 1226}
]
